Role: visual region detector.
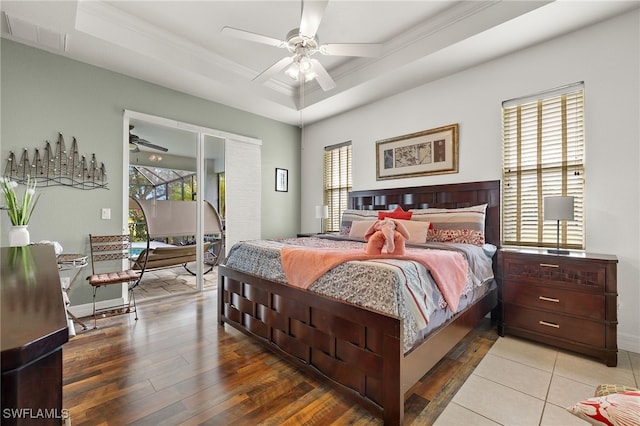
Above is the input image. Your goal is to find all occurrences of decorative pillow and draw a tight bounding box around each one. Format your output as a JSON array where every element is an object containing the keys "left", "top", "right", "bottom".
[
  {"left": 378, "top": 206, "right": 412, "bottom": 220},
  {"left": 348, "top": 219, "right": 377, "bottom": 240},
  {"left": 566, "top": 391, "right": 640, "bottom": 426},
  {"left": 595, "top": 384, "right": 639, "bottom": 397},
  {"left": 410, "top": 204, "right": 488, "bottom": 246},
  {"left": 395, "top": 219, "right": 431, "bottom": 244},
  {"left": 340, "top": 209, "right": 380, "bottom": 235}
]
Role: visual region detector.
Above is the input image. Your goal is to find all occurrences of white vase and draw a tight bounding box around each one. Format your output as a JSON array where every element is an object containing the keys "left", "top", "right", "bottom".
[{"left": 9, "top": 225, "right": 30, "bottom": 247}]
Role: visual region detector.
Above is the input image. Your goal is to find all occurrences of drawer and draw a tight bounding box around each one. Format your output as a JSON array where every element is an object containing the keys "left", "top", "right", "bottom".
[
  {"left": 503, "top": 281, "right": 605, "bottom": 320},
  {"left": 502, "top": 256, "right": 606, "bottom": 292},
  {"left": 503, "top": 303, "right": 605, "bottom": 347}
]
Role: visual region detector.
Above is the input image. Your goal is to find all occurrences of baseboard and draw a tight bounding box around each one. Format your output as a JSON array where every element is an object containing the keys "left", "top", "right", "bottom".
[
  {"left": 618, "top": 332, "right": 640, "bottom": 354},
  {"left": 68, "top": 297, "right": 127, "bottom": 319}
]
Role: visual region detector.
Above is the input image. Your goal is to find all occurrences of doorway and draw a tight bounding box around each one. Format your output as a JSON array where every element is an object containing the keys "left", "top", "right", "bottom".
[{"left": 123, "top": 110, "right": 261, "bottom": 299}]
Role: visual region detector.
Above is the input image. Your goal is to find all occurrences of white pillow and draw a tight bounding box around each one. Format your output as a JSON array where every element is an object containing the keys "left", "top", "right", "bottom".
[
  {"left": 348, "top": 220, "right": 377, "bottom": 240},
  {"left": 396, "top": 219, "right": 431, "bottom": 244}
]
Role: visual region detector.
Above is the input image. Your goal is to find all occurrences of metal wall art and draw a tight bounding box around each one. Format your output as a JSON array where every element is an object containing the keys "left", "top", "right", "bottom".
[{"left": 3, "top": 132, "right": 108, "bottom": 189}]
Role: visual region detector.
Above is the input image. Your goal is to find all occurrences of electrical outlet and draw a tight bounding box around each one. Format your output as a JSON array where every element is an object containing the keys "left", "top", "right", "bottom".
[{"left": 101, "top": 208, "right": 111, "bottom": 220}]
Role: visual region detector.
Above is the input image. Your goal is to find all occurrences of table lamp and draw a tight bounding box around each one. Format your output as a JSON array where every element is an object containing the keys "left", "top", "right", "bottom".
[
  {"left": 544, "top": 196, "right": 574, "bottom": 254},
  {"left": 315, "top": 205, "right": 329, "bottom": 234}
]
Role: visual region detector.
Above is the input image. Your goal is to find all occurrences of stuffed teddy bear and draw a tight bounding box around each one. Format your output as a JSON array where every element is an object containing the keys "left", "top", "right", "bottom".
[{"left": 364, "top": 219, "right": 410, "bottom": 255}]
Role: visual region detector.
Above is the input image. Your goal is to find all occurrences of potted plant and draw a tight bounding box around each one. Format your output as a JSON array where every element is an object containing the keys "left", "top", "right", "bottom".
[{"left": 1, "top": 177, "right": 39, "bottom": 246}]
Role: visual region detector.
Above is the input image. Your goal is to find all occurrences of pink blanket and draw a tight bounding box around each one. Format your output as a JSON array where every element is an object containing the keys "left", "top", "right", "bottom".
[{"left": 280, "top": 247, "right": 469, "bottom": 312}]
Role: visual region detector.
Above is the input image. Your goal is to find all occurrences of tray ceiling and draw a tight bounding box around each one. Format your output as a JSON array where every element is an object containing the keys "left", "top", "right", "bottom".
[{"left": 1, "top": 1, "right": 637, "bottom": 126}]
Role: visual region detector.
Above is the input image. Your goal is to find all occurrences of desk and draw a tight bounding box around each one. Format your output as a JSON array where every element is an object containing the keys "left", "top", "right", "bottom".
[
  {"left": 1, "top": 245, "right": 69, "bottom": 425},
  {"left": 57, "top": 253, "right": 88, "bottom": 335}
]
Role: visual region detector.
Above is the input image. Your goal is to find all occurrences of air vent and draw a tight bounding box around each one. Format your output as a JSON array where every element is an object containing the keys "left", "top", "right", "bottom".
[{"left": 4, "top": 13, "right": 67, "bottom": 52}]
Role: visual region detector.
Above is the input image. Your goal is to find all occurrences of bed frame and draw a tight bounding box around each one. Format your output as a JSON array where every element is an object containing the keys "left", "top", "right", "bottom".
[{"left": 218, "top": 180, "right": 500, "bottom": 425}]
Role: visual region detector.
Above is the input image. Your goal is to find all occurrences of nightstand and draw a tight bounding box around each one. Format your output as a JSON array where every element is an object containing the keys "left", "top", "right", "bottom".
[{"left": 498, "top": 248, "right": 618, "bottom": 366}]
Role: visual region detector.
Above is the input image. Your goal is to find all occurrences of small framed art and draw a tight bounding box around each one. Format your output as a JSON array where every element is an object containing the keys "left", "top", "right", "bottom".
[
  {"left": 376, "top": 123, "right": 459, "bottom": 180},
  {"left": 275, "top": 168, "right": 288, "bottom": 192}
]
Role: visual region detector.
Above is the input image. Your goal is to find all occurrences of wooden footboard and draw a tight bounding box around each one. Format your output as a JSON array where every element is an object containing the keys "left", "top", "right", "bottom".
[
  {"left": 218, "top": 264, "right": 497, "bottom": 425},
  {"left": 218, "top": 265, "right": 404, "bottom": 423}
]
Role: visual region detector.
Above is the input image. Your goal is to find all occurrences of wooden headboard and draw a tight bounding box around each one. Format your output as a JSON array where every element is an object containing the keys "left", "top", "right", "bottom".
[{"left": 349, "top": 180, "right": 501, "bottom": 247}]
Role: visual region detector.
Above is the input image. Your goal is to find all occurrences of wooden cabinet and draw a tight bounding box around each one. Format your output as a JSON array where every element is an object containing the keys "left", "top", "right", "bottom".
[
  {"left": 1, "top": 245, "right": 69, "bottom": 425},
  {"left": 498, "top": 248, "right": 618, "bottom": 366}
]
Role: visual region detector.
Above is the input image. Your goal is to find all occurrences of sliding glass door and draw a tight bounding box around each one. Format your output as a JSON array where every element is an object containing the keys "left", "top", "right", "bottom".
[{"left": 123, "top": 110, "right": 261, "bottom": 296}]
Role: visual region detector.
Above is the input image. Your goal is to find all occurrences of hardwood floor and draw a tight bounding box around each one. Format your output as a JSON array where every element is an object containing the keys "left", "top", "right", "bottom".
[{"left": 63, "top": 285, "right": 499, "bottom": 425}]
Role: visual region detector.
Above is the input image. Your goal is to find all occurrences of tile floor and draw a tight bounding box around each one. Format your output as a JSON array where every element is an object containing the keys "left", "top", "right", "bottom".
[
  {"left": 434, "top": 336, "right": 640, "bottom": 425},
  {"left": 134, "top": 264, "right": 218, "bottom": 301}
]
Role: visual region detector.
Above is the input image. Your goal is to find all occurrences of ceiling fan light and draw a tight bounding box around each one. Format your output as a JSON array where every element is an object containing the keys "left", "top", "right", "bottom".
[
  {"left": 285, "top": 62, "right": 300, "bottom": 80},
  {"left": 303, "top": 71, "right": 317, "bottom": 82},
  {"left": 299, "top": 55, "right": 312, "bottom": 73}
]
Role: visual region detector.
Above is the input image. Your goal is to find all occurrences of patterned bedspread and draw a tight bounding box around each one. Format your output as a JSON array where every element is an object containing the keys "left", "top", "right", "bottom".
[{"left": 224, "top": 236, "right": 495, "bottom": 352}]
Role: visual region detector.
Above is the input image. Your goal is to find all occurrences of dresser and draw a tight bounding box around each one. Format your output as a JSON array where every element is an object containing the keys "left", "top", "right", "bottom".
[{"left": 498, "top": 248, "right": 618, "bottom": 366}]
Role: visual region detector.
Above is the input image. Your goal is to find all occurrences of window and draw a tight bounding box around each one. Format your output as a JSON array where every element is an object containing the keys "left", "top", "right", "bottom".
[
  {"left": 129, "top": 166, "right": 196, "bottom": 201},
  {"left": 323, "top": 142, "right": 352, "bottom": 232},
  {"left": 502, "top": 82, "right": 585, "bottom": 250}
]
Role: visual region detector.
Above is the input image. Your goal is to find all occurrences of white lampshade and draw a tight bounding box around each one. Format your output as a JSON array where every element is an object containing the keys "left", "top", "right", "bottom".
[
  {"left": 544, "top": 196, "right": 574, "bottom": 221},
  {"left": 315, "top": 205, "right": 329, "bottom": 219}
]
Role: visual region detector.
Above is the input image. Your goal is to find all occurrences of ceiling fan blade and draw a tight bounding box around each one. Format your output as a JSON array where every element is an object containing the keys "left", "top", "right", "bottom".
[
  {"left": 310, "top": 59, "right": 336, "bottom": 91},
  {"left": 299, "top": 0, "right": 328, "bottom": 38},
  {"left": 136, "top": 139, "right": 169, "bottom": 152},
  {"left": 253, "top": 56, "right": 294, "bottom": 84},
  {"left": 221, "top": 26, "right": 286, "bottom": 48},
  {"left": 320, "top": 43, "right": 383, "bottom": 57}
]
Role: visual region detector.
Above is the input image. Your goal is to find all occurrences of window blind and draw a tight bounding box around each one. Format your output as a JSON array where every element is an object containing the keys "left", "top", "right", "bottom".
[
  {"left": 502, "top": 83, "right": 585, "bottom": 249},
  {"left": 323, "top": 142, "right": 352, "bottom": 232}
]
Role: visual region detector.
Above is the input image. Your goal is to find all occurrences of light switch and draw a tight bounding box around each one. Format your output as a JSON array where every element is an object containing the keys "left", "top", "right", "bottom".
[{"left": 101, "top": 208, "right": 111, "bottom": 220}]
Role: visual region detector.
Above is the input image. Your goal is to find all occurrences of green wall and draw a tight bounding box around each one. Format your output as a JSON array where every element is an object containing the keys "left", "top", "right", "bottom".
[{"left": 1, "top": 39, "right": 301, "bottom": 304}]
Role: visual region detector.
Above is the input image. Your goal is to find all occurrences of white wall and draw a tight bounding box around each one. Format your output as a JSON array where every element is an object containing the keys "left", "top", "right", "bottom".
[{"left": 301, "top": 10, "right": 640, "bottom": 352}]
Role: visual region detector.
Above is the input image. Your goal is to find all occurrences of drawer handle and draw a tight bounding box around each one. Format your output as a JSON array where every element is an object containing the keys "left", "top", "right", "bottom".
[
  {"left": 539, "top": 320, "right": 560, "bottom": 328},
  {"left": 539, "top": 263, "right": 560, "bottom": 268},
  {"left": 539, "top": 296, "right": 560, "bottom": 303}
]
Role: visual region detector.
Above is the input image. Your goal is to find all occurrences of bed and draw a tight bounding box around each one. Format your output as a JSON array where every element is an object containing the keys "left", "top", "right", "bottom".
[{"left": 217, "top": 180, "right": 500, "bottom": 425}]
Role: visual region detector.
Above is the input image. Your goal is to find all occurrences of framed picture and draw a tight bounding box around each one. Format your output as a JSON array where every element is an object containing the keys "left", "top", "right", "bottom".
[
  {"left": 376, "top": 123, "right": 459, "bottom": 180},
  {"left": 275, "top": 168, "right": 288, "bottom": 192}
]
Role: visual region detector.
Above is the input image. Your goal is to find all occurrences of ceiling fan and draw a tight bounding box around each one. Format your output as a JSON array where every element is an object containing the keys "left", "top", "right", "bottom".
[
  {"left": 129, "top": 125, "right": 168, "bottom": 153},
  {"left": 221, "top": 0, "right": 383, "bottom": 91}
]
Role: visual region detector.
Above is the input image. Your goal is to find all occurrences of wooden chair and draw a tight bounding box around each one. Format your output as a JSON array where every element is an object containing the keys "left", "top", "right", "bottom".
[{"left": 87, "top": 234, "right": 143, "bottom": 329}]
